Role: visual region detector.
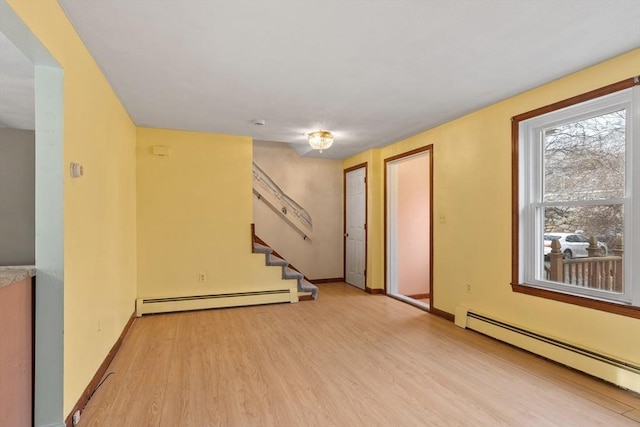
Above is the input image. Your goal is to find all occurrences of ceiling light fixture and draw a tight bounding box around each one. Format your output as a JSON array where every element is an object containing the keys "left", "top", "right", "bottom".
[{"left": 307, "top": 130, "right": 334, "bottom": 153}]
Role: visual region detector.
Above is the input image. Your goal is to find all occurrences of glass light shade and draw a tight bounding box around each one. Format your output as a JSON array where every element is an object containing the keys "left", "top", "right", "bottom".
[{"left": 307, "top": 130, "right": 334, "bottom": 151}]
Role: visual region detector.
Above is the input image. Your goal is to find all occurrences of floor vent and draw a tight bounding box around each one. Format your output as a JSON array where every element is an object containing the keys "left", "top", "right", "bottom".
[
  {"left": 455, "top": 307, "right": 640, "bottom": 392},
  {"left": 136, "top": 289, "right": 292, "bottom": 316}
]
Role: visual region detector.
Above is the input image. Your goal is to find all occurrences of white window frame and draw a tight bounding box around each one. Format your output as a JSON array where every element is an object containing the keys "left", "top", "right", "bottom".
[{"left": 516, "top": 84, "right": 639, "bottom": 310}]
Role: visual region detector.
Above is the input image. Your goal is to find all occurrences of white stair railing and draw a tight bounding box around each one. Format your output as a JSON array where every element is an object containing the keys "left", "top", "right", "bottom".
[{"left": 252, "top": 162, "right": 313, "bottom": 241}]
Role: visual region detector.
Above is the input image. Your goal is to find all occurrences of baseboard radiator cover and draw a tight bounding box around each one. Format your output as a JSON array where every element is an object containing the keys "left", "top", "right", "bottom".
[
  {"left": 136, "top": 289, "right": 294, "bottom": 316},
  {"left": 455, "top": 307, "right": 640, "bottom": 393}
]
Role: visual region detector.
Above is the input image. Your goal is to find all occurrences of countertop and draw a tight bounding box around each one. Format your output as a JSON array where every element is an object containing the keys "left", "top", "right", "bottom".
[{"left": 0, "top": 266, "right": 36, "bottom": 289}]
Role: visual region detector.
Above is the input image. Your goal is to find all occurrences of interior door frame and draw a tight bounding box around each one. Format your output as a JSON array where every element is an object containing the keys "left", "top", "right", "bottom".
[
  {"left": 343, "top": 162, "right": 368, "bottom": 290},
  {"left": 384, "top": 146, "right": 433, "bottom": 310}
]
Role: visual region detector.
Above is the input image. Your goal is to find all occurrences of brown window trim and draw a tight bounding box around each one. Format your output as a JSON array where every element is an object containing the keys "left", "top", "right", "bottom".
[{"left": 511, "top": 76, "right": 640, "bottom": 319}]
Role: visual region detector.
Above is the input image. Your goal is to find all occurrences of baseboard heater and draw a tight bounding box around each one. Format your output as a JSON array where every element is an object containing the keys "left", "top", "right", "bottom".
[
  {"left": 136, "top": 289, "right": 292, "bottom": 317},
  {"left": 455, "top": 307, "right": 640, "bottom": 392}
]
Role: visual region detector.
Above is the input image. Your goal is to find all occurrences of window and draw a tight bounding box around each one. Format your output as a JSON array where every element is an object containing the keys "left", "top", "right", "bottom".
[{"left": 512, "top": 78, "right": 640, "bottom": 318}]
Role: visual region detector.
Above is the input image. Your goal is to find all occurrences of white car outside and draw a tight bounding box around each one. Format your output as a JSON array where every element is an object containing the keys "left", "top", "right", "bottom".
[{"left": 543, "top": 233, "right": 608, "bottom": 259}]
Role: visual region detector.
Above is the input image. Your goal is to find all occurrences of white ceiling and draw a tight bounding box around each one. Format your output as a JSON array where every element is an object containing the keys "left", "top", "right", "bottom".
[{"left": 2, "top": 1, "right": 640, "bottom": 158}]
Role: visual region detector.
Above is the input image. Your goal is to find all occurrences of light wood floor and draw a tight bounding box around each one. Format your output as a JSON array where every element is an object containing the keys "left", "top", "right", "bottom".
[{"left": 79, "top": 283, "right": 640, "bottom": 426}]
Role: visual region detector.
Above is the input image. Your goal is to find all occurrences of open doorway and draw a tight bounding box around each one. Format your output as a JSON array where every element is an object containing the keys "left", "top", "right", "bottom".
[{"left": 385, "top": 146, "right": 432, "bottom": 310}]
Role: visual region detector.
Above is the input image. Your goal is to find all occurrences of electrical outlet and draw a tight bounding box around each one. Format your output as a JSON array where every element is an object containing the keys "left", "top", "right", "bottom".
[
  {"left": 72, "top": 410, "right": 81, "bottom": 426},
  {"left": 438, "top": 214, "right": 447, "bottom": 223},
  {"left": 466, "top": 282, "right": 471, "bottom": 293},
  {"left": 199, "top": 273, "right": 207, "bottom": 283}
]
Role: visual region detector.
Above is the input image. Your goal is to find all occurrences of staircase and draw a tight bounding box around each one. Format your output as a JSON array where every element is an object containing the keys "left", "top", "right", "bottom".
[{"left": 253, "top": 241, "right": 318, "bottom": 300}]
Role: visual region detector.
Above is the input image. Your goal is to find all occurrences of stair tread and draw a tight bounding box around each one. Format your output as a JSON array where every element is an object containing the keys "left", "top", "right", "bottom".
[
  {"left": 283, "top": 266, "right": 303, "bottom": 280},
  {"left": 253, "top": 243, "right": 273, "bottom": 254},
  {"left": 266, "top": 254, "right": 288, "bottom": 266},
  {"left": 300, "top": 279, "right": 318, "bottom": 300}
]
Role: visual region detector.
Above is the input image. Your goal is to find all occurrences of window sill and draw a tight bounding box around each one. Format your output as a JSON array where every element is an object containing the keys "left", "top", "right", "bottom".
[{"left": 511, "top": 283, "right": 640, "bottom": 319}]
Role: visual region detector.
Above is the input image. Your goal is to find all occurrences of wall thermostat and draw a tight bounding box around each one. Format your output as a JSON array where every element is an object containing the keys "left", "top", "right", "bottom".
[{"left": 70, "top": 162, "right": 84, "bottom": 178}]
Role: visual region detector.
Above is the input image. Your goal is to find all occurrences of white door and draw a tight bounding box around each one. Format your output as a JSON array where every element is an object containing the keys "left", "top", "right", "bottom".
[{"left": 345, "top": 167, "right": 366, "bottom": 289}]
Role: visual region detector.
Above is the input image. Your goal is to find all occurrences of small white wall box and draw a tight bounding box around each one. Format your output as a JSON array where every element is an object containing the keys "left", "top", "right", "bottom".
[
  {"left": 70, "top": 162, "right": 84, "bottom": 178},
  {"left": 152, "top": 146, "right": 171, "bottom": 157}
]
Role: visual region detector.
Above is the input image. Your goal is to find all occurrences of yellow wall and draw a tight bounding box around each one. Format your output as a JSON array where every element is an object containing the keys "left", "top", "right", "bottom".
[
  {"left": 344, "top": 50, "right": 640, "bottom": 372},
  {"left": 7, "top": 0, "right": 138, "bottom": 416},
  {"left": 136, "top": 128, "right": 287, "bottom": 298}
]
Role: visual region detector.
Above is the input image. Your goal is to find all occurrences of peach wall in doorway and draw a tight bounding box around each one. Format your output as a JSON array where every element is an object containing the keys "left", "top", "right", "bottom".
[{"left": 397, "top": 154, "right": 430, "bottom": 297}]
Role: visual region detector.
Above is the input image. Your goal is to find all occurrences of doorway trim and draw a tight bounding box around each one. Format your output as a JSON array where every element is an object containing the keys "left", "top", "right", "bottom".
[
  {"left": 343, "top": 162, "right": 368, "bottom": 290},
  {"left": 384, "top": 145, "right": 433, "bottom": 311}
]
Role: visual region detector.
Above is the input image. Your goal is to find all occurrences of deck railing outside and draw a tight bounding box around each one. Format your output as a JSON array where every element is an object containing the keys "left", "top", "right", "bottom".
[{"left": 546, "top": 235, "right": 624, "bottom": 292}]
